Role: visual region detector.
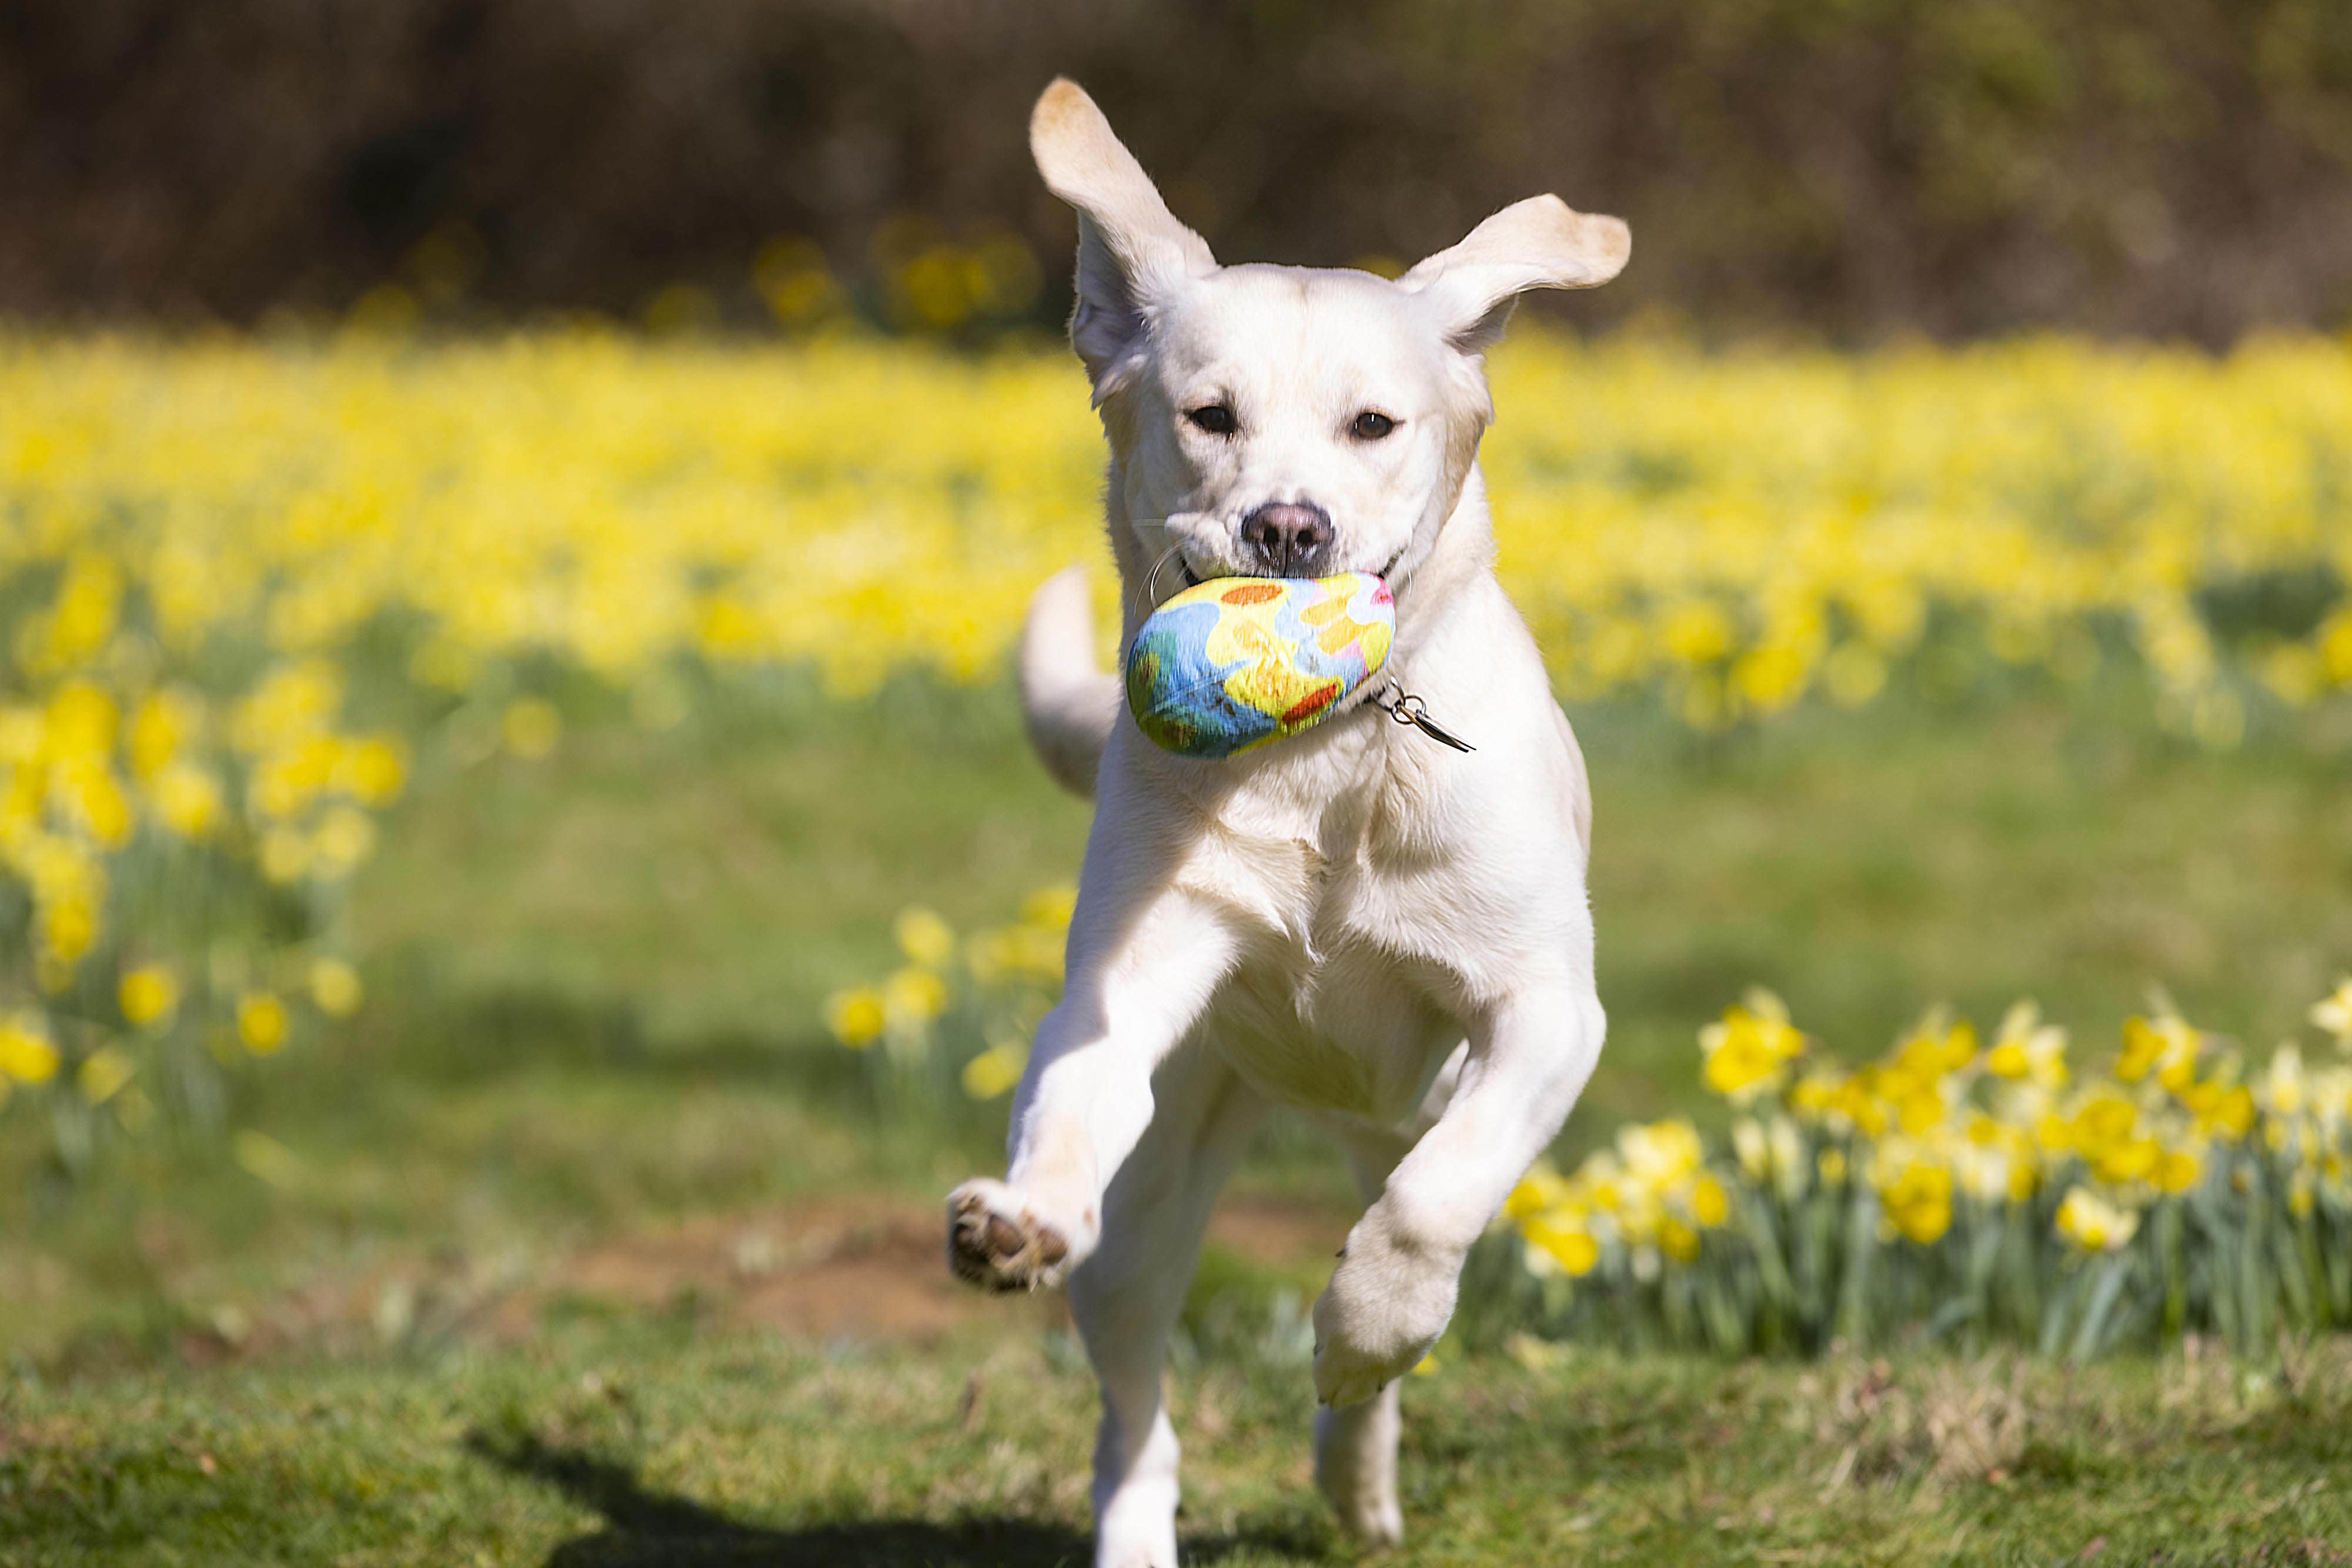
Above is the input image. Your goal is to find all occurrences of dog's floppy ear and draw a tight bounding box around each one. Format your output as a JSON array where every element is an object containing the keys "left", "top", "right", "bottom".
[
  {"left": 1031, "top": 79, "right": 1215, "bottom": 399},
  {"left": 1399, "top": 196, "right": 1629, "bottom": 355}
]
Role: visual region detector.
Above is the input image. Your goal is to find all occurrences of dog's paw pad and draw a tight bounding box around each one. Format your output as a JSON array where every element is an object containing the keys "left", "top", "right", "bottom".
[{"left": 947, "top": 1181, "right": 1072, "bottom": 1292}]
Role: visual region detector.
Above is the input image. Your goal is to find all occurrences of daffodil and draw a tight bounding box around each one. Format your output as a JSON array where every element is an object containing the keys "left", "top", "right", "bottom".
[
  {"left": 1689, "top": 1174, "right": 1731, "bottom": 1228},
  {"left": 311, "top": 807, "right": 379, "bottom": 878},
  {"left": 2287, "top": 1168, "right": 2318, "bottom": 1218},
  {"left": 1657, "top": 1216, "right": 1702, "bottom": 1264},
  {"left": 1986, "top": 1001, "right": 2069, "bottom": 1089},
  {"left": 883, "top": 967, "right": 950, "bottom": 1029},
  {"left": 1731, "top": 1118, "right": 1768, "bottom": 1182},
  {"left": 1699, "top": 989, "right": 1803, "bottom": 1102},
  {"left": 960, "top": 1040, "right": 1027, "bottom": 1101},
  {"left": 1876, "top": 1156, "right": 1955, "bottom": 1246},
  {"left": 1617, "top": 1119, "right": 1705, "bottom": 1189},
  {"left": 894, "top": 907, "right": 956, "bottom": 967},
  {"left": 2311, "top": 978, "right": 2352, "bottom": 1048},
  {"left": 824, "top": 987, "right": 887, "bottom": 1048},
  {"left": 2154, "top": 1145, "right": 2203, "bottom": 1195},
  {"left": 237, "top": 994, "right": 290, "bottom": 1055},
  {"left": 119, "top": 964, "right": 181, "bottom": 1028},
  {"left": 2119, "top": 1012, "right": 2199, "bottom": 1091},
  {"left": 2259, "top": 1045, "right": 2308, "bottom": 1118},
  {"left": 2056, "top": 1187, "right": 2140, "bottom": 1252},
  {"left": 1506, "top": 1162, "right": 1570, "bottom": 1219},
  {"left": 128, "top": 689, "right": 204, "bottom": 778},
  {"left": 0, "top": 1015, "right": 60, "bottom": 1084},
  {"left": 335, "top": 738, "right": 409, "bottom": 804},
  {"left": 1766, "top": 1116, "right": 1809, "bottom": 1199},
  {"left": 1519, "top": 1212, "right": 1602, "bottom": 1277},
  {"left": 310, "top": 958, "right": 365, "bottom": 1018},
  {"left": 147, "top": 763, "right": 223, "bottom": 837},
  {"left": 1020, "top": 884, "right": 1079, "bottom": 930}
]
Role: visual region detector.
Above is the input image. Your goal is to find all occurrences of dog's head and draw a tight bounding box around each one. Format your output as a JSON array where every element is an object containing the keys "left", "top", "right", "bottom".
[{"left": 1031, "top": 79, "right": 1628, "bottom": 598}]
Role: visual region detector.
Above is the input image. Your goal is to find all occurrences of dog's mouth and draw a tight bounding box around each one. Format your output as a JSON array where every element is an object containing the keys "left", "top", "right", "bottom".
[{"left": 1178, "top": 547, "right": 1406, "bottom": 590}]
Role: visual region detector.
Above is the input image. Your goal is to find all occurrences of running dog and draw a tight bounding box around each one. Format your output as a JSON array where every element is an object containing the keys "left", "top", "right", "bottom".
[{"left": 948, "top": 78, "right": 1628, "bottom": 1566}]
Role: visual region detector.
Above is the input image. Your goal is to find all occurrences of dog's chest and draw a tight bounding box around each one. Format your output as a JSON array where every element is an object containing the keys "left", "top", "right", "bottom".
[
  {"left": 1180, "top": 760, "right": 1476, "bottom": 1123},
  {"left": 1205, "top": 938, "right": 1459, "bottom": 1125}
]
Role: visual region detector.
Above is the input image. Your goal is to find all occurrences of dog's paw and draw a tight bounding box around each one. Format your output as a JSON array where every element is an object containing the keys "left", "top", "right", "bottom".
[
  {"left": 1311, "top": 1219, "right": 1459, "bottom": 1408},
  {"left": 1332, "top": 1490, "right": 1405, "bottom": 1551},
  {"left": 946, "top": 1178, "right": 1078, "bottom": 1293},
  {"left": 1315, "top": 1397, "right": 1405, "bottom": 1549}
]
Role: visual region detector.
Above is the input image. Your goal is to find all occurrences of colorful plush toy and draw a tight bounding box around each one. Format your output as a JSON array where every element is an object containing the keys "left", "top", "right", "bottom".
[{"left": 1124, "top": 573, "right": 1395, "bottom": 758}]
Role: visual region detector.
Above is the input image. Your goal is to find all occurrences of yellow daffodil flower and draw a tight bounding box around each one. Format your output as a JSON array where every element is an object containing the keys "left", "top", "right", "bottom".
[
  {"left": 310, "top": 958, "right": 365, "bottom": 1018},
  {"left": 2056, "top": 1187, "right": 2139, "bottom": 1252},
  {"left": 237, "top": 993, "right": 290, "bottom": 1055},
  {"left": 2314, "top": 978, "right": 2352, "bottom": 1047},
  {"left": 119, "top": 965, "right": 181, "bottom": 1028},
  {"left": 894, "top": 907, "right": 956, "bottom": 967},
  {"left": 824, "top": 987, "right": 887, "bottom": 1048}
]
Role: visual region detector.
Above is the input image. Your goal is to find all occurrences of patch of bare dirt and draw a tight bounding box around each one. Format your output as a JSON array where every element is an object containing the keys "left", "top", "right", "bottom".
[
  {"left": 148, "top": 1192, "right": 1356, "bottom": 1368},
  {"left": 535, "top": 1193, "right": 1353, "bottom": 1343},
  {"left": 1205, "top": 1195, "right": 1351, "bottom": 1265},
  {"left": 544, "top": 1196, "right": 1040, "bottom": 1342}
]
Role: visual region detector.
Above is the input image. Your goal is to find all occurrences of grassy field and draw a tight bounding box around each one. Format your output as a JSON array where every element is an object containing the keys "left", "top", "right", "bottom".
[
  {"left": 360, "top": 669, "right": 2352, "bottom": 1105},
  {"left": 5, "top": 675, "right": 2352, "bottom": 1562},
  {"left": 11, "top": 1324, "right": 2352, "bottom": 1566}
]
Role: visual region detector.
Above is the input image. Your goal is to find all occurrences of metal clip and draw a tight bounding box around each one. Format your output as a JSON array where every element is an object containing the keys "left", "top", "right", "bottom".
[{"left": 1371, "top": 680, "right": 1475, "bottom": 753}]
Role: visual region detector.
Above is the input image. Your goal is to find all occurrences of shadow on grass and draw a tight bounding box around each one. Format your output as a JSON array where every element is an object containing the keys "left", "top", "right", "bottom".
[{"left": 472, "top": 1431, "right": 1328, "bottom": 1567}]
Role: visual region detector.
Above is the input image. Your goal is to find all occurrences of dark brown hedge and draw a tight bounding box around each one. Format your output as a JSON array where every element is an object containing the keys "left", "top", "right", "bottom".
[{"left": 4, "top": 0, "right": 2349, "bottom": 340}]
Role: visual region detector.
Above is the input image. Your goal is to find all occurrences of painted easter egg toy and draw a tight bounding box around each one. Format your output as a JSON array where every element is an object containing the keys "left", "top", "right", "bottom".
[{"left": 1124, "top": 573, "right": 1395, "bottom": 759}]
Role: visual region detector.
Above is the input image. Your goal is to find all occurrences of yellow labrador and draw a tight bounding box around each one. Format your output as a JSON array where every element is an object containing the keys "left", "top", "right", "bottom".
[{"left": 949, "top": 79, "right": 1628, "bottom": 1566}]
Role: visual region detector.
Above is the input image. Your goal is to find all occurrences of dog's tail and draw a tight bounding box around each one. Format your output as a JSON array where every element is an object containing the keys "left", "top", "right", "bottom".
[{"left": 1019, "top": 566, "right": 1120, "bottom": 798}]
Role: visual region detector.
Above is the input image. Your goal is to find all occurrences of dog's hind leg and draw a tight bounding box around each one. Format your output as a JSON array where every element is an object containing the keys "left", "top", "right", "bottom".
[
  {"left": 1315, "top": 1383, "right": 1403, "bottom": 1547},
  {"left": 1070, "top": 1045, "right": 1264, "bottom": 1568},
  {"left": 1308, "top": 1119, "right": 1424, "bottom": 1549}
]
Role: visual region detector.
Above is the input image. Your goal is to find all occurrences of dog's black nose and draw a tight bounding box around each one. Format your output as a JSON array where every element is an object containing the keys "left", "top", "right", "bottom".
[{"left": 1238, "top": 502, "right": 1335, "bottom": 577}]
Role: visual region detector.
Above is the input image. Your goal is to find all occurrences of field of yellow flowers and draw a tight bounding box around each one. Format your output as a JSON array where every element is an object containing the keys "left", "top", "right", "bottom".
[
  {"left": 2, "top": 325, "right": 2349, "bottom": 1338},
  {"left": 10, "top": 329, "right": 2350, "bottom": 710},
  {"left": 1490, "top": 982, "right": 2352, "bottom": 1360},
  {"left": 828, "top": 882, "right": 2352, "bottom": 1360}
]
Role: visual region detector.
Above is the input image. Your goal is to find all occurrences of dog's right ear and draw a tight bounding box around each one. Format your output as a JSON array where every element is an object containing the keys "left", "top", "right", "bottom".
[
  {"left": 1399, "top": 196, "right": 1630, "bottom": 356},
  {"left": 1030, "top": 79, "right": 1215, "bottom": 401}
]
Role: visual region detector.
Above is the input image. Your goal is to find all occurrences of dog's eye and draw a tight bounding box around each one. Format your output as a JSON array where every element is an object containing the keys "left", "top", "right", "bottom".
[
  {"left": 1186, "top": 404, "right": 1237, "bottom": 436},
  {"left": 1351, "top": 411, "right": 1398, "bottom": 440}
]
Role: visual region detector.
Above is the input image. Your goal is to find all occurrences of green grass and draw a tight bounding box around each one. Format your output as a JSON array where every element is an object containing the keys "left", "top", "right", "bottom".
[
  {"left": 9, "top": 1323, "right": 2352, "bottom": 1566},
  {"left": 9, "top": 676, "right": 2352, "bottom": 1356},
  {"left": 347, "top": 667, "right": 2352, "bottom": 1157},
  {"left": 360, "top": 670, "right": 2352, "bottom": 1099},
  {"left": 5, "top": 675, "right": 2352, "bottom": 1560}
]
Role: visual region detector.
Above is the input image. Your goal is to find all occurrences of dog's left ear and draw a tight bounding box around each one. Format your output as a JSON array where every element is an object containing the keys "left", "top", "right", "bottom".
[
  {"left": 1031, "top": 79, "right": 1217, "bottom": 400},
  {"left": 1399, "top": 196, "right": 1629, "bottom": 354}
]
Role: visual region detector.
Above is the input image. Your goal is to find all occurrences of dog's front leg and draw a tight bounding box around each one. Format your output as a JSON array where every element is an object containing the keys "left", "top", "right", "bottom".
[
  {"left": 1313, "top": 982, "right": 1606, "bottom": 1407},
  {"left": 947, "top": 885, "right": 1235, "bottom": 1292}
]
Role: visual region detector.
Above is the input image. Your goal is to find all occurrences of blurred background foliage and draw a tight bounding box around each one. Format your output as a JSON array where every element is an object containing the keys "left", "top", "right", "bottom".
[{"left": 3, "top": 0, "right": 2351, "bottom": 340}]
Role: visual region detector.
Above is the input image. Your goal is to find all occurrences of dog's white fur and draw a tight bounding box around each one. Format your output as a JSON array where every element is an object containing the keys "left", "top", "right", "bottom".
[{"left": 950, "top": 80, "right": 1628, "bottom": 1566}]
